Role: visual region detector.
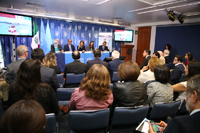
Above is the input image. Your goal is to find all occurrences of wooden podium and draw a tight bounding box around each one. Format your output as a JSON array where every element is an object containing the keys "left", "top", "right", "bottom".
[{"left": 121, "top": 45, "right": 134, "bottom": 62}]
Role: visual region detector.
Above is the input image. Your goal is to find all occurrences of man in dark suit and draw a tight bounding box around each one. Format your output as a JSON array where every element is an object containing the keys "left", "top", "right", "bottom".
[
  {"left": 87, "top": 49, "right": 108, "bottom": 70},
  {"left": 64, "top": 39, "right": 75, "bottom": 52},
  {"left": 31, "top": 48, "right": 60, "bottom": 92},
  {"left": 51, "top": 39, "right": 63, "bottom": 53},
  {"left": 164, "top": 49, "right": 170, "bottom": 64},
  {"left": 64, "top": 50, "right": 87, "bottom": 87},
  {"left": 140, "top": 49, "right": 151, "bottom": 69},
  {"left": 108, "top": 50, "right": 125, "bottom": 79},
  {"left": 149, "top": 75, "right": 200, "bottom": 133},
  {"left": 171, "top": 55, "right": 185, "bottom": 85},
  {"left": 99, "top": 41, "right": 109, "bottom": 51}
]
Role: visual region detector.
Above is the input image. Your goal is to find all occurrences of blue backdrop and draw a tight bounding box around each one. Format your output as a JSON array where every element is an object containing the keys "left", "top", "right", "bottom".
[{"left": 1, "top": 17, "right": 124, "bottom": 66}]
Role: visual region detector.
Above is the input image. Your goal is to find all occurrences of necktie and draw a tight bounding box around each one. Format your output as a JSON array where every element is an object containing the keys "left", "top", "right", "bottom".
[{"left": 69, "top": 45, "right": 72, "bottom": 51}]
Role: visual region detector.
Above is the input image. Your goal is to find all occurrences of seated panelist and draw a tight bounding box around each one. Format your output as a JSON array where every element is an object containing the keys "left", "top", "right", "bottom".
[
  {"left": 64, "top": 39, "right": 75, "bottom": 52},
  {"left": 99, "top": 41, "right": 109, "bottom": 52},
  {"left": 77, "top": 40, "right": 86, "bottom": 52},
  {"left": 51, "top": 39, "right": 63, "bottom": 53},
  {"left": 86, "top": 41, "right": 95, "bottom": 51}
]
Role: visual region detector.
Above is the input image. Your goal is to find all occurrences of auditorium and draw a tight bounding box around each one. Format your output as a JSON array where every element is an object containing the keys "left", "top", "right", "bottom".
[{"left": 0, "top": 0, "right": 200, "bottom": 133}]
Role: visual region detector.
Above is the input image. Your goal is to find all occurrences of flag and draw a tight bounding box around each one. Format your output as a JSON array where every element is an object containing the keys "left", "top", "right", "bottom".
[
  {"left": 31, "top": 20, "right": 40, "bottom": 49},
  {"left": 40, "top": 19, "right": 46, "bottom": 53},
  {"left": 45, "top": 20, "right": 52, "bottom": 55}
]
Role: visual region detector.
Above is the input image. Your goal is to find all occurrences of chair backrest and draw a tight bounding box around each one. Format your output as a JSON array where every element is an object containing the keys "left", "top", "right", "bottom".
[
  {"left": 66, "top": 73, "right": 85, "bottom": 84},
  {"left": 69, "top": 109, "right": 110, "bottom": 132},
  {"left": 112, "top": 72, "right": 121, "bottom": 82},
  {"left": 110, "top": 83, "right": 113, "bottom": 91},
  {"left": 149, "top": 100, "right": 181, "bottom": 120},
  {"left": 57, "top": 74, "right": 64, "bottom": 87},
  {"left": 45, "top": 113, "right": 57, "bottom": 133},
  {"left": 179, "top": 73, "right": 186, "bottom": 82},
  {"left": 176, "top": 99, "right": 189, "bottom": 116},
  {"left": 56, "top": 88, "right": 75, "bottom": 106},
  {"left": 146, "top": 80, "right": 156, "bottom": 85}
]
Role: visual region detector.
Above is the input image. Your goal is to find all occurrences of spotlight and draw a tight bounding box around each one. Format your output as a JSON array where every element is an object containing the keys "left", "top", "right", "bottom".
[
  {"left": 178, "top": 14, "right": 184, "bottom": 24},
  {"left": 167, "top": 10, "right": 176, "bottom": 22}
]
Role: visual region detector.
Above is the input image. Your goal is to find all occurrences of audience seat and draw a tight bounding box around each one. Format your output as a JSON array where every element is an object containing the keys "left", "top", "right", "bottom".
[
  {"left": 45, "top": 113, "right": 58, "bottom": 133},
  {"left": 110, "top": 83, "right": 113, "bottom": 91},
  {"left": 179, "top": 73, "right": 186, "bottom": 82},
  {"left": 149, "top": 100, "right": 181, "bottom": 122},
  {"left": 56, "top": 88, "right": 75, "bottom": 106},
  {"left": 176, "top": 99, "right": 189, "bottom": 116},
  {"left": 57, "top": 74, "right": 64, "bottom": 88},
  {"left": 110, "top": 106, "right": 149, "bottom": 133},
  {"left": 112, "top": 72, "right": 121, "bottom": 83},
  {"left": 68, "top": 109, "right": 110, "bottom": 133}
]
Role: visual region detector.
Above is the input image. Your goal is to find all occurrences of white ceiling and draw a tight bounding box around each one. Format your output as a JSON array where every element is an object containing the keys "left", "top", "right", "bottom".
[{"left": 0, "top": 0, "right": 200, "bottom": 26}]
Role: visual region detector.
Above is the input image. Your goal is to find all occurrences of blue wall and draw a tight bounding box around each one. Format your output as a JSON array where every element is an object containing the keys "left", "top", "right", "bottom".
[{"left": 154, "top": 24, "right": 200, "bottom": 63}]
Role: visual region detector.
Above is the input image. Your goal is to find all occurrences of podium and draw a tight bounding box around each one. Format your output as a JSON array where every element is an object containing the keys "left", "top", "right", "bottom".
[{"left": 121, "top": 45, "right": 134, "bottom": 62}]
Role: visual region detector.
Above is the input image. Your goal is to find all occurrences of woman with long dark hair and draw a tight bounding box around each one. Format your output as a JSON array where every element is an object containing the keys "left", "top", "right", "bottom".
[
  {"left": 185, "top": 52, "right": 194, "bottom": 66},
  {"left": 86, "top": 41, "right": 95, "bottom": 51}
]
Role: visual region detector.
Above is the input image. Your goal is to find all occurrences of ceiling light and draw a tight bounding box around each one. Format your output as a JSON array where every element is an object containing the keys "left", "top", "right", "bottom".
[
  {"left": 178, "top": 14, "right": 184, "bottom": 24},
  {"left": 167, "top": 10, "right": 176, "bottom": 22},
  {"left": 26, "top": 2, "right": 45, "bottom": 8},
  {"left": 82, "top": 0, "right": 89, "bottom": 2},
  {"left": 137, "top": 8, "right": 165, "bottom": 14},
  {"left": 167, "top": 2, "right": 200, "bottom": 10},
  {"left": 85, "top": 17, "right": 93, "bottom": 19},
  {"left": 96, "top": 0, "right": 111, "bottom": 6},
  {"left": 8, "top": 8, "right": 38, "bottom": 14},
  {"left": 99, "top": 19, "right": 113, "bottom": 23},
  {"left": 128, "top": 6, "right": 156, "bottom": 12},
  {"left": 158, "top": 0, "right": 186, "bottom": 7},
  {"left": 138, "top": 0, "right": 177, "bottom": 6},
  {"left": 185, "top": 12, "right": 200, "bottom": 16}
]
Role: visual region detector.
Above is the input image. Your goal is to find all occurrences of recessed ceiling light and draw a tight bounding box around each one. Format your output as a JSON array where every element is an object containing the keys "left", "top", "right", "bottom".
[
  {"left": 129, "top": 6, "right": 156, "bottom": 12},
  {"left": 96, "top": 0, "right": 111, "bottom": 6},
  {"left": 137, "top": 8, "right": 165, "bottom": 14},
  {"left": 86, "top": 17, "right": 93, "bottom": 19}
]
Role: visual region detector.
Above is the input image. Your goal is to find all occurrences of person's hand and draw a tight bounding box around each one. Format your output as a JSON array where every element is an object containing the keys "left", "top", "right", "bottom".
[
  {"left": 148, "top": 122, "right": 156, "bottom": 133},
  {"left": 82, "top": 50, "right": 85, "bottom": 52},
  {"left": 156, "top": 121, "right": 167, "bottom": 132},
  {"left": 142, "top": 66, "right": 148, "bottom": 72}
]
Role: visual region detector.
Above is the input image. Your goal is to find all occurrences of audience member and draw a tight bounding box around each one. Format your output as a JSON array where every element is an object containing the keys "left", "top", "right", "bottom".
[
  {"left": 163, "top": 49, "right": 170, "bottom": 64},
  {"left": 185, "top": 52, "right": 194, "bottom": 66},
  {"left": 165, "top": 44, "right": 172, "bottom": 51},
  {"left": 77, "top": 40, "right": 86, "bottom": 52},
  {"left": 108, "top": 50, "right": 125, "bottom": 79},
  {"left": 64, "top": 39, "right": 75, "bottom": 51},
  {"left": 86, "top": 41, "right": 95, "bottom": 51},
  {"left": 140, "top": 49, "right": 151, "bottom": 69},
  {"left": 113, "top": 61, "right": 147, "bottom": 107},
  {"left": 138, "top": 57, "right": 162, "bottom": 83},
  {"left": 8, "top": 59, "right": 59, "bottom": 114},
  {"left": 158, "top": 51, "right": 166, "bottom": 64},
  {"left": 153, "top": 52, "right": 160, "bottom": 58},
  {"left": 147, "top": 65, "right": 173, "bottom": 107},
  {"left": 171, "top": 55, "right": 185, "bottom": 85},
  {"left": 44, "top": 52, "right": 61, "bottom": 74},
  {"left": 99, "top": 41, "right": 109, "bottom": 51},
  {"left": 87, "top": 49, "right": 108, "bottom": 70},
  {"left": 68, "top": 64, "right": 113, "bottom": 110},
  {"left": 31, "top": 48, "right": 60, "bottom": 92},
  {"left": 63, "top": 50, "right": 87, "bottom": 87},
  {"left": 51, "top": 39, "right": 63, "bottom": 53},
  {"left": 0, "top": 100, "right": 46, "bottom": 133},
  {"left": 173, "top": 61, "right": 200, "bottom": 101},
  {"left": 149, "top": 74, "right": 200, "bottom": 133}
]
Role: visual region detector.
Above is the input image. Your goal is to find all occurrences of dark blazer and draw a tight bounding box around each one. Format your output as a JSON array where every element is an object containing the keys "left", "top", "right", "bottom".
[
  {"left": 108, "top": 59, "right": 125, "bottom": 79},
  {"left": 64, "top": 44, "right": 75, "bottom": 51},
  {"left": 77, "top": 46, "right": 86, "bottom": 51},
  {"left": 40, "top": 65, "right": 60, "bottom": 92},
  {"left": 171, "top": 63, "right": 185, "bottom": 84},
  {"left": 113, "top": 81, "right": 147, "bottom": 107},
  {"left": 87, "top": 58, "right": 108, "bottom": 70},
  {"left": 165, "top": 56, "right": 170, "bottom": 64},
  {"left": 5, "top": 58, "right": 26, "bottom": 84},
  {"left": 50, "top": 66, "right": 61, "bottom": 74},
  {"left": 163, "top": 111, "right": 200, "bottom": 133},
  {"left": 51, "top": 44, "right": 63, "bottom": 53},
  {"left": 99, "top": 45, "right": 109, "bottom": 51},
  {"left": 64, "top": 60, "right": 87, "bottom": 78},
  {"left": 140, "top": 56, "right": 151, "bottom": 69}
]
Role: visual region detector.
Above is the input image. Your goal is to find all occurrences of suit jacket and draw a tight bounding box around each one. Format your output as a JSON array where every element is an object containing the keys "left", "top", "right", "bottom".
[
  {"left": 140, "top": 56, "right": 151, "bottom": 69},
  {"left": 5, "top": 58, "right": 26, "bottom": 84},
  {"left": 108, "top": 59, "right": 125, "bottom": 79},
  {"left": 171, "top": 63, "right": 185, "bottom": 84},
  {"left": 163, "top": 111, "right": 200, "bottom": 133},
  {"left": 87, "top": 58, "right": 108, "bottom": 70},
  {"left": 99, "top": 45, "right": 109, "bottom": 51},
  {"left": 50, "top": 66, "right": 61, "bottom": 74},
  {"left": 64, "top": 44, "right": 75, "bottom": 51},
  {"left": 165, "top": 56, "right": 170, "bottom": 64},
  {"left": 51, "top": 44, "right": 63, "bottom": 53},
  {"left": 77, "top": 46, "right": 86, "bottom": 51},
  {"left": 40, "top": 65, "right": 60, "bottom": 92}
]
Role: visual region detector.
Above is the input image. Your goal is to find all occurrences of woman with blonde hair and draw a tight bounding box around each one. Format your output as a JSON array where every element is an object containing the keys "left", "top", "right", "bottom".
[
  {"left": 138, "top": 57, "right": 162, "bottom": 83},
  {"left": 44, "top": 52, "right": 61, "bottom": 74},
  {"left": 77, "top": 40, "right": 86, "bottom": 52}
]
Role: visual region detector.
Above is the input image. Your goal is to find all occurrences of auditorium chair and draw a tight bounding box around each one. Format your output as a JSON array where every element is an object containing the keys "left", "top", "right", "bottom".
[
  {"left": 56, "top": 88, "right": 75, "bottom": 106},
  {"left": 110, "top": 106, "right": 149, "bottom": 133},
  {"left": 176, "top": 99, "right": 189, "bottom": 116},
  {"left": 45, "top": 113, "right": 58, "bottom": 133},
  {"left": 65, "top": 73, "right": 85, "bottom": 87},
  {"left": 57, "top": 74, "right": 64, "bottom": 88},
  {"left": 112, "top": 72, "right": 121, "bottom": 83},
  {"left": 149, "top": 100, "right": 181, "bottom": 122},
  {"left": 68, "top": 109, "right": 110, "bottom": 133},
  {"left": 179, "top": 73, "right": 186, "bottom": 82}
]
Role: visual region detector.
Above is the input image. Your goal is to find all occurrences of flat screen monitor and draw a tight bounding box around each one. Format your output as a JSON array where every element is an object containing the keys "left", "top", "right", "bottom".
[
  {"left": 0, "top": 12, "right": 33, "bottom": 37},
  {"left": 114, "top": 29, "right": 133, "bottom": 42}
]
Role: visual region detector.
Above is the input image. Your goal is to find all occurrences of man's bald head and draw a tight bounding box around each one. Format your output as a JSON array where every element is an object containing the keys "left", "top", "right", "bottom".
[
  {"left": 16, "top": 45, "right": 28, "bottom": 58},
  {"left": 72, "top": 50, "right": 80, "bottom": 59}
]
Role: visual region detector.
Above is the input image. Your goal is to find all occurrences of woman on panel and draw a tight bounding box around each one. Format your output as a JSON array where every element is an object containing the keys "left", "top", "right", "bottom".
[
  {"left": 185, "top": 52, "right": 194, "bottom": 66},
  {"left": 138, "top": 57, "right": 162, "bottom": 83},
  {"left": 62, "top": 64, "right": 113, "bottom": 111},
  {"left": 8, "top": 59, "right": 59, "bottom": 115},
  {"left": 0, "top": 100, "right": 46, "bottom": 133},
  {"left": 44, "top": 52, "right": 61, "bottom": 74},
  {"left": 173, "top": 61, "right": 200, "bottom": 101},
  {"left": 51, "top": 39, "right": 63, "bottom": 53},
  {"left": 86, "top": 41, "right": 95, "bottom": 51},
  {"left": 147, "top": 65, "right": 173, "bottom": 107},
  {"left": 113, "top": 61, "right": 147, "bottom": 107},
  {"left": 77, "top": 40, "right": 86, "bottom": 52}
]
